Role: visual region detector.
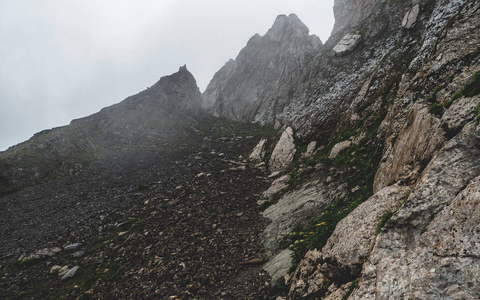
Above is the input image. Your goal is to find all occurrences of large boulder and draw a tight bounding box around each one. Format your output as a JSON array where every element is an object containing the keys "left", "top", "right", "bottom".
[{"left": 269, "top": 127, "right": 296, "bottom": 172}]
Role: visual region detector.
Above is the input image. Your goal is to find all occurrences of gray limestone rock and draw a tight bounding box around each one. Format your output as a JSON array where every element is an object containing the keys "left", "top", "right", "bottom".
[
  {"left": 374, "top": 104, "right": 445, "bottom": 193},
  {"left": 269, "top": 127, "right": 296, "bottom": 172},
  {"left": 328, "top": 140, "right": 351, "bottom": 159},
  {"left": 402, "top": 4, "right": 420, "bottom": 29},
  {"left": 333, "top": 33, "right": 362, "bottom": 55},
  {"left": 64, "top": 243, "right": 82, "bottom": 251},
  {"left": 263, "top": 249, "right": 292, "bottom": 284},
  {"left": 61, "top": 266, "right": 79, "bottom": 280},
  {"left": 288, "top": 249, "right": 328, "bottom": 298},
  {"left": 320, "top": 186, "right": 411, "bottom": 279},
  {"left": 302, "top": 141, "right": 317, "bottom": 158},
  {"left": 441, "top": 96, "right": 480, "bottom": 133},
  {"left": 202, "top": 14, "right": 322, "bottom": 124},
  {"left": 262, "top": 175, "right": 291, "bottom": 199}
]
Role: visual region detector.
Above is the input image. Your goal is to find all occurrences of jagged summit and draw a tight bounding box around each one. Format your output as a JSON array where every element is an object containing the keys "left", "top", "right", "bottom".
[
  {"left": 202, "top": 13, "right": 322, "bottom": 124},
  {"left": 265, "top": 13, "right": 313, "bottom": 42}
]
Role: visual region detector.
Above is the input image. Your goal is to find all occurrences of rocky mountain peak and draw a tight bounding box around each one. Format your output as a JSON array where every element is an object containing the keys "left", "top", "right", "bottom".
[
  {"left": 202, "top": 14, "right": 322, "bottom": 124},
  {"left": 265, "top": 13, "right": 311, "bottom": 42}
]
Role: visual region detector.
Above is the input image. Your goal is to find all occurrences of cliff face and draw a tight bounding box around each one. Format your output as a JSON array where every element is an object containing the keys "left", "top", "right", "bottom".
[{"left": 240, "top": 0, "right": 480, "bottom": 298}]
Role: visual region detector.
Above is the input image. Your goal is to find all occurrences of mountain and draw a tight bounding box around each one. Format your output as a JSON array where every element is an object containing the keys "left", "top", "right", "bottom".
[
  {"left": 1, "top": 0, "right": 480, "bottom": 299},
  {"left": 0, "top": 66, "right": 201, "bottom": 196},
  {"left": 202, "top": 13, "right": 322, "bottom": 126}
]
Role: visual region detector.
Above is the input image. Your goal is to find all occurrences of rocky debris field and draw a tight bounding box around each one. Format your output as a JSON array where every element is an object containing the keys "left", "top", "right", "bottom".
[{"left": 0, "top": 118, "right": 282, "bottom": 299}]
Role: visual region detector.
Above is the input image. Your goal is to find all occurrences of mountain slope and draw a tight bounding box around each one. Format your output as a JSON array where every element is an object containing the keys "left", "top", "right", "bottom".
[
  {"left": 1, "top": 0, "right": 480, "bottom": 299},
  {"left": 0, "top": 66, "right": 202, "bottom": 196}
]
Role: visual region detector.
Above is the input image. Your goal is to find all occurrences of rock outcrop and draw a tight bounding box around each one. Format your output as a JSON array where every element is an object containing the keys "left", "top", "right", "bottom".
[
  {"left": 269, "top": 127, "right": 296, "bottom": 172},
  {"left": 352, "top": 122, "right": 480, "bottom": 299}
]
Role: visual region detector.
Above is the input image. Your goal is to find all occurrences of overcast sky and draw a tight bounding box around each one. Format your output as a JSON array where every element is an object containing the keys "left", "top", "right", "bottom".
[{"left": 0, "top": 0, "right": 335, "bottom": 151}]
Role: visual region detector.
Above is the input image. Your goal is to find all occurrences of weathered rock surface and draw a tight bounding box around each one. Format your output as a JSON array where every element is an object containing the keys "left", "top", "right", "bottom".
[
  {"left": 289, "top": 249, "right": 328, "bottom": 298},
  {"left": 352, "top": 122, "right": 480, "bottom": 299},
  {"left": 262, "top": 175, "right": 291, "bottom": 199},
  {"left": 269, "top": 127, "right": 296, "bottom": 172},
  {"left": 323, "top": 282, "right": 354, "bottom": 300},
  {"left": 320, "top": 186, "right": 411, "bottom": 280},
  {"left": 441, "top": 96, "right": 480, "bottom": 134},
  {"left": 374, "top": 104, "right": 445, "bottom": 193},
  {"left": 263, "top": 249, "right": 292, "bottom": 284}
]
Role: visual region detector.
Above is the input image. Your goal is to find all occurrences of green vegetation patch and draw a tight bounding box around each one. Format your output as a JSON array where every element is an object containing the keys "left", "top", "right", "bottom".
[
  {"left": 375, "top": 211, "right": 395, "bottom": 234},
  {"left": 283, "top": 122, "right": 385, "bottom": 267},
  {"left": 429, "top": 71, "right": 480, "bottom": 117},
  {"left": 474, "top": 101, "right": 480, "bottom": 121}
]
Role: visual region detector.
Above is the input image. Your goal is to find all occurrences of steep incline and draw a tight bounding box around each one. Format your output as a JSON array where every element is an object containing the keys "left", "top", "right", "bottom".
[{"left": 232, "top": 0, "right": 480, "bottom": 299}]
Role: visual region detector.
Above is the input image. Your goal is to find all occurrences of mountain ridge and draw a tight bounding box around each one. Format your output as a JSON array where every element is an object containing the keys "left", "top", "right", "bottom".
[{"left": 1, "top": 0, "right": 480, "bottom": 299}]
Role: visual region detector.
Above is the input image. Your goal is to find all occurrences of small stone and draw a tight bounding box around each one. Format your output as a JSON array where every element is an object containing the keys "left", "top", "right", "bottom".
[
  {"left": 262, "top": 175, "right": 291, "bottom": 199},
  {"left": 64, "top": 243, "right": 82, "bottom": 251},
  {"left": 329, "top": 140, "right": 351, "bottom": 159},
  {"left": 58, "top": 265, "right": 70, "bottom": 277},
  {"left": 302, "top": 141, "right": 317, "bottom": 158},
  {"left": 402, "top": 4, "right": 420, "bottom": 29},
  {"left": 50, "top": 265, "right": 62, "bottom": 274},
  {"left": 61, "top": 266, "right": 79, "bottom": 280},
  {"left": 268, "top": 171, "right": 281, "bottom": 178},
  {"left": 73, "top": 251, "right": 84, "bottom": 258},
  {"left": 269, "top": 127, "right": 296, "bottom": 172},
  {"left": 249, "top": 138, "right": 267, "bottom": 161}
]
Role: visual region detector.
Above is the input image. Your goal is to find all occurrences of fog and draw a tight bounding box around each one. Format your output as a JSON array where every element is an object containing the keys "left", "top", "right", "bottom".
[{"left": 0, "top": 0, "right": 334, "bottom": 151}]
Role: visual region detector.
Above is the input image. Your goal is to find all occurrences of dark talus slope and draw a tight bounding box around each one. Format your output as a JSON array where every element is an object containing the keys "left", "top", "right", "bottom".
[
  {"left": 0, "top": 66, "right": 201, "bottom": 196},
  {"left": 202, "top": 13, "right": 322, "bottom": 126},
  {"left": 0, "top": 117, "right": 277, "bottom": 299}
]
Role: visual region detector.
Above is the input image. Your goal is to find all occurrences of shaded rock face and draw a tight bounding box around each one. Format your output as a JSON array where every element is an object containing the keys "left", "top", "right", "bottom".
[
  {"left": 202, "top": 14, "right": 322, "bottom": 125},
  {"left": 262, "top": 181, "right": 331, "bottom": 256}
]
